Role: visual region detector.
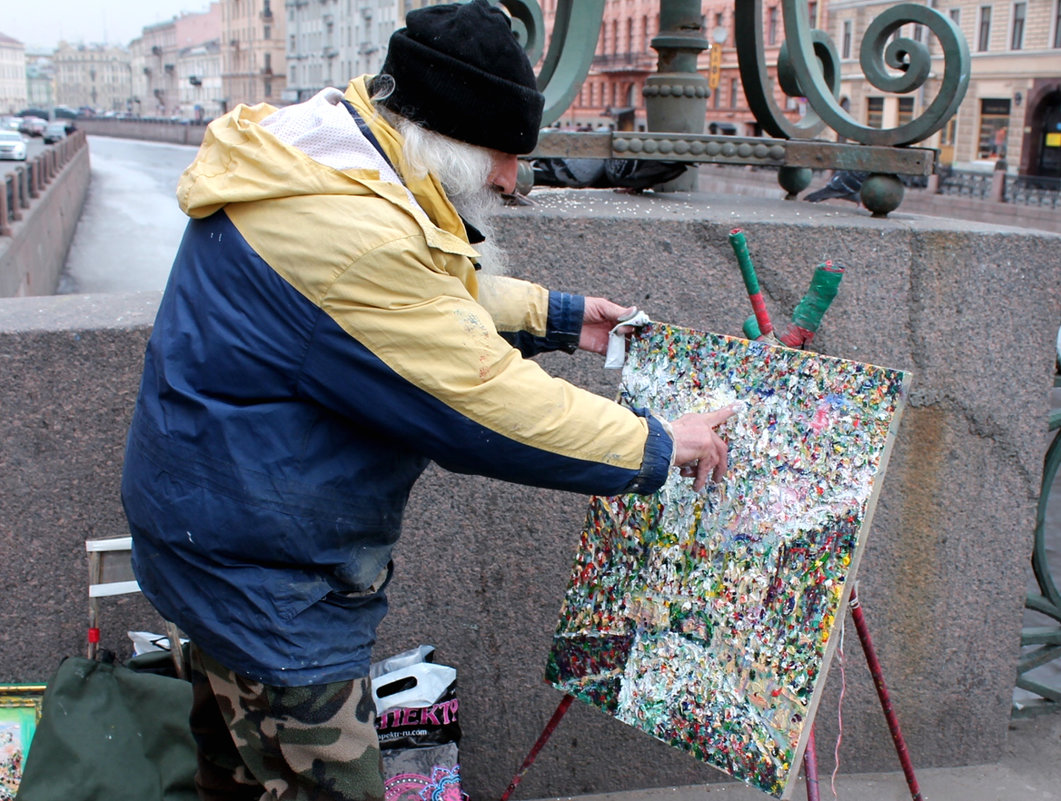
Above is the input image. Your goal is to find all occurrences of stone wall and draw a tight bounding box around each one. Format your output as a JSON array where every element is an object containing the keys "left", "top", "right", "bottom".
[
  {"left": 0, "top": 133, "right": 91, "bottom": 297},
  {"left": 74, "top": 118, "right": 207, "bottom": 147},
  {"left": 0, "top": 192, "right": 1058, "bottom": 798}
]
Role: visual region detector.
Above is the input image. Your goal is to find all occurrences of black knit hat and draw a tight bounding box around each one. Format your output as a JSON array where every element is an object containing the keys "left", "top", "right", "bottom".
[{"left": 377, "top": 0, "right": 544, "bottom": 155}]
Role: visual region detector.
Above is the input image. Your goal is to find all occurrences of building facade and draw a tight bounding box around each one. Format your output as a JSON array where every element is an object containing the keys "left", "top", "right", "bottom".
[
  {"left": 179, "top": 40, "right": 224, "bottom": 121},
  {"left": 541, "top": 0, "right": 811, "bottom": 135},
  {"left": 0, "top": 33, "right": 27, "bottom": 114},
  {"left": 828, "top": 0, "right": 1061, "bottom": 175},
  {"left": 221, "top": 0, "right": 287, "bottom": 111},
  {"left": 25, "top": 53, "right": 54, "bottom": 110},
  {"left": 130, "top": 19, "right": 180, "bottom": 116},
  {"left": 283, "top": 0, "right": 400, "bottom": 104},
  {"left": 52, "top": 43, "right": 132, "bottom": 113}
]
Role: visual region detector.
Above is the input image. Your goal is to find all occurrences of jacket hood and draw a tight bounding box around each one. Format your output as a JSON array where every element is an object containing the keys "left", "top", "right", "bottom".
[{"left": 176, "top": 78, "right": 477, "bottom": 261}]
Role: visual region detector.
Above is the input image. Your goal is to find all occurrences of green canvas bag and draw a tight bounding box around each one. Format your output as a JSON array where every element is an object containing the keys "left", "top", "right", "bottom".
[{"left": 15, "top": 651, "right": 197, "bottom": 801}]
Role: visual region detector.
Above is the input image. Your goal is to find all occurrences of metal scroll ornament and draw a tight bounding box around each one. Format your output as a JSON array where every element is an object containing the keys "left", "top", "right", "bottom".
[{"left": 736, "top": 0, "right": 970, "bottom": 147}]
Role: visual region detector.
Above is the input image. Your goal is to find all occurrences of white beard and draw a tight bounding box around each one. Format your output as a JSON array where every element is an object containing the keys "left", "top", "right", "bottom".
[{"left": 392, "top": 116, "right": 509, "bottom": 275}]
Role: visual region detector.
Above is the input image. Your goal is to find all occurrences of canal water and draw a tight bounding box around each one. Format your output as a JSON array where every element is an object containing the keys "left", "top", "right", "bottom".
[{"left": 58, "top": 135, "right": 193, "bottom": 294}]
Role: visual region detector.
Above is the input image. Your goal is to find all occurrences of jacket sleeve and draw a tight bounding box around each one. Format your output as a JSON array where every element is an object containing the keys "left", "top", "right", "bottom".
[
  {"left": 476, "top": 274, "right": 584, "bottom": 357},
  {"left": 298, "top": 235, "right": 673, "bottom": 497}
]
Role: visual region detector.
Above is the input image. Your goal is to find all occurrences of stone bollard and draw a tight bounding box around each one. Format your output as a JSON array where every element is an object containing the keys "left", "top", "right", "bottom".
[
  {"left": 927, "top": 173, "right": 940, "bottom": 194},
  {"left": 28, "top": 161, "right": 39, "bottom": 200}
]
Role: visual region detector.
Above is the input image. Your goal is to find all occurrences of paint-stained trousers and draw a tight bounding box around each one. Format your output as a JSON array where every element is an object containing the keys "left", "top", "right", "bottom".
[{"left": 188, "top": 643, "right": 386, "bottom": 801}]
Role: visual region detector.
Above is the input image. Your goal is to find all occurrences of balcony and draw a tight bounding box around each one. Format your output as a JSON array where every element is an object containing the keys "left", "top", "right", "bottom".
[
  {"left": 591, "top": 51, "right": 656, "bottom": 73},
  {"left": 189, "top": 76, "right": 202, "bottom": 87},
  {"left": 322, "top": 46, "right": 338, "bottom": 59}
]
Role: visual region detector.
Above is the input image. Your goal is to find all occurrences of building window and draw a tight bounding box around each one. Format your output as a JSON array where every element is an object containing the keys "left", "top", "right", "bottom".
[
  {"left": 950, "top": 7, "right": 961, "bottom": 26},
  {"left": 768, "top": 7, "right": 779, "bottom": 44},
  {"left": 712, "top": 81, "right": 721, "bottom": 108},
  {"left": 1055, "top": 0, "right": 1061, "bottom": 47},
  {"left": 942, "top": 117, "right": 957, "bottom": 147},
  {"left": 866, "top": 97, "right": 884, "bottom": 128},
  {"left": 808, "top": 2, "right": 817, "bottom": 27},
  {"left": 264, "top": 79, "right": 272, "bottom": 98},
  {"left": 977, "top": 6, "right": 991, "bottom": 51},
  {"left": 978, "top": 98, "right": 1010, "bottom": 158},
  {"left": 842, "top": 20, "right": 852, "bottom": 58},
  {"left": 264, "top": 25, "right": 271, "bottom": 40},
  {"left": 730, "top": 77, "right": 740, "bottom": 108},
  {"left": 898, "top": 97, "right": 915, "bottom": 126},
  {"left": 1010, "top": 2, "right": 1025, "bottom": 49}
]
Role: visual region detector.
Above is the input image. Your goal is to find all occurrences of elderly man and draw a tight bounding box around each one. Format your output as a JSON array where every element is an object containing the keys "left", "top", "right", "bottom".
[{"left": 121, "top": 2, "right": 733, "bottom": 799}]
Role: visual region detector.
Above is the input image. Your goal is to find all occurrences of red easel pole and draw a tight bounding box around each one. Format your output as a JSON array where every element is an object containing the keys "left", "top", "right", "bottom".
[
  {"left": 803, "top": 725, "right": 822, "bottom": 801},
  {"left": 849, "top": 587, "right": 924, "bottom": 801},
  {"left": 499, "top": 694, "right": 575, "bottom": 801}
]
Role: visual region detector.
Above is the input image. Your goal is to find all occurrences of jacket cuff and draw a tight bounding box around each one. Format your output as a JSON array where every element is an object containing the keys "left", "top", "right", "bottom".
[
  {"left": 547, "top": 291, "right": 584, "bottom": 354},
  {"left": 623, "top": 411, "right": 674, "bottom": 495}
]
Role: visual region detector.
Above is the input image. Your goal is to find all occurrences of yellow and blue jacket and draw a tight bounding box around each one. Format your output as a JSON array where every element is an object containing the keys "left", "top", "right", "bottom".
[{"left": 121, "top": 79, "right": 673, "bottom": 685}]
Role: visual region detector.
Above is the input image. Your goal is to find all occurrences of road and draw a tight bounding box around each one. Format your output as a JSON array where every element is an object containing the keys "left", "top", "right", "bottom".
[
  {"left": 0, "top": 135, "right": 46, "bottom": 176},
  {"left": 57, "top": 135, "right": 194, "bottom": 294}
]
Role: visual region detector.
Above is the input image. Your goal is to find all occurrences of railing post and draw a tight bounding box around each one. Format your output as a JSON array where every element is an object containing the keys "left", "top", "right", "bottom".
[
  {"left": 11, "top": 168, "right": 25, "bottom": 220},
  {"left": 28, "top": 159, "right": 39, "bottom": 199},
  {"left": 645, "top": 0, "right": 709, "bottom": 191},
  {"left": 0, "top": 175, "right": 12, "bottom": 236},
  {"left": 990, "top": 159, "right": 1006, "bottom": 203}
]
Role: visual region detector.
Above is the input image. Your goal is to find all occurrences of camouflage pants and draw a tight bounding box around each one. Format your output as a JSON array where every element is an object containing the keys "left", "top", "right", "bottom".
[{"left": 189, "top": 643, "right": 385, "bottom": 801}]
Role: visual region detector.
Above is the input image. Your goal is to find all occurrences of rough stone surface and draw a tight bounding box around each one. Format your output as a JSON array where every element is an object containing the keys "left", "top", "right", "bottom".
[{"left": 0, "top": 192, "right": 1057, "bottom": 799}]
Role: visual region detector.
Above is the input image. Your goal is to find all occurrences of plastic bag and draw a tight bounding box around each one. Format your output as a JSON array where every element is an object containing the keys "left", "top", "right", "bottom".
[{"left": 371, "top": 646, "right": 463, "bottom": 801}]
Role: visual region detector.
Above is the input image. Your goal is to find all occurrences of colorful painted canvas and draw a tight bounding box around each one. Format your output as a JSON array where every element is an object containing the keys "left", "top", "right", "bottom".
[
  {"left": 546, "top": 323, "right": 909, "bottom": 798},
  {"left": 0, "top": 686, "right": 44, "bottom": 801}
]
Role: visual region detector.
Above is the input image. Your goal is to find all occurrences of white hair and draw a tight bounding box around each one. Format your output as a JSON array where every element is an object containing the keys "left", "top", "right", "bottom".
[{"left": 389, "top": 114, "right": 509, "bottom": 274}]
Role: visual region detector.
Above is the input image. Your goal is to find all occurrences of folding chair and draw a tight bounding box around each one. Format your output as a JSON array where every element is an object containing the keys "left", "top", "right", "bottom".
[{"left": 86, "top": 536, "right": 186, "bottom": 679}]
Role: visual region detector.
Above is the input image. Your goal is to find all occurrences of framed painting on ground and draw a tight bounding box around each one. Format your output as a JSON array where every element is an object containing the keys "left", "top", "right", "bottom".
[{"left": 0, "top": 685, "right": 46, "bottom": 801}]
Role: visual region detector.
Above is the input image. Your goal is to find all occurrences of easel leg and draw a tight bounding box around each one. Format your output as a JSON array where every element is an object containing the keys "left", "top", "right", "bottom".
[
  {"left": 499, "top": 694, "right": 574, "bottom": 801},
  {"left": 849, "top": 586, "right": 924, "bottom": 801},
  {"left": 803, "top": 725, "right": 821, "bottom": 801}
]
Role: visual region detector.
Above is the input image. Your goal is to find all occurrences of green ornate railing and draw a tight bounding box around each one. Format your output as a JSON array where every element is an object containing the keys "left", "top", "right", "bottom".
[
  {"left": 502, "top": 0, "right": 971, "bottom": 216},
  {"left": 1015, "top": 340, "right": 1061, "bottom": 717}
]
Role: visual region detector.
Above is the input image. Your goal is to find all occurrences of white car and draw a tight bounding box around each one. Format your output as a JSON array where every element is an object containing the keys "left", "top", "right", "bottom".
[{"left": 0, "top": 130, "right": 27, "bottom": 161}]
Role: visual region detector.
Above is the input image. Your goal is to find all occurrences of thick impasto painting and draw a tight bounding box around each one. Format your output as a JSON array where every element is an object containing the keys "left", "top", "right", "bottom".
[{"left": 547, "top": 323, "right": 909, "bottom": 798}]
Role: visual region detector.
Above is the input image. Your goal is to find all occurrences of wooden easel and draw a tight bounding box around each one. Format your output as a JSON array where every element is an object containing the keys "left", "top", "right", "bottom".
[
  {"left": 500, "top": 241, "right": 923, "bottom": 801},
  {"left": 801, "top": 584, "right": 923, "bottom": 801}
]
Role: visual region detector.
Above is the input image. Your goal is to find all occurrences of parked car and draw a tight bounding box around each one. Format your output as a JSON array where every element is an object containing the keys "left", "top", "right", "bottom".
[
  {"left": 0, "top": 130, "right": 28, "bottom": 161},
  {"left": 18, "top": 116, "right": 47, "bottom": 137},
  {"left": 43, "top": 122, "right": 68, "bottom": 144}
]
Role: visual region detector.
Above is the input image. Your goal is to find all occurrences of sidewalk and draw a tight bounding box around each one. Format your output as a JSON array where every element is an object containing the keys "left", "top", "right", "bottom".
[{"left": 532, "top": 711, "right": 1061, "bottom": 801}]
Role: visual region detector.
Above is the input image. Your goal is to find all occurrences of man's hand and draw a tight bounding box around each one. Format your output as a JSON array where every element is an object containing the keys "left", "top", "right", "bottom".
[
  {"left": 579, "top": 297, "right": 636, "bottom": 355},
  {"left": 670, "top": 407, "right": 737, "bottom": 491}
]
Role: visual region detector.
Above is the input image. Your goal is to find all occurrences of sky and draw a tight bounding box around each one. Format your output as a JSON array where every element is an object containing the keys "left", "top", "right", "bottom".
[{"left": 3, "top": 1, "right": 214, "bottom": 52}]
